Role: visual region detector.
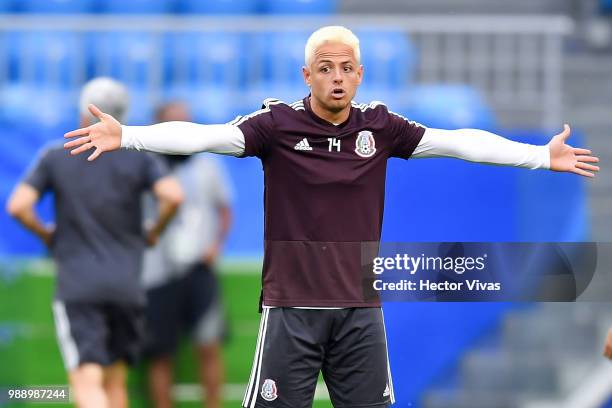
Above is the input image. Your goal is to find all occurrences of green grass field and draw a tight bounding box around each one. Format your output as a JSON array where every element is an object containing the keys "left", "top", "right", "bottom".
[{"left": 0, "top": 260, "right": 332, "bottom": 407}]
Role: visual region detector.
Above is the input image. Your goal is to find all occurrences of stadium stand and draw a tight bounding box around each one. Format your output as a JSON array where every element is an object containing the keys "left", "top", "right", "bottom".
[
  {"left": 7, "top": 31, "right": 86, "bottom": 89},
  {"left": 403, "top": 84, "right": 496, "bottom": 130},
  {"left": 90, "top": 32, "right": 162, "bottom": 88},
  {"left": 261, "top": 0, "right": 337, "bottom": 14},
  {"left": 176, "top": 0, "right": 259, "bottom": 14},
  {"left": 355, "top": 30, "right": 417, "bottom": 87},
  {"left": 168, "top": 32, "right": 247, "bottom": 87},
  {"left": 20, "top": 0, "right": 94, "bottom": 14},
  {"left": 0, "top": 0, "right": 13, "bottom": 12},
  {"left": 100, "top": 0, "right": 174, "bottom": 14},
  {"left": 250, "top": 31, "right": 312, "bottom": 85},
  {"left": 1, "top": 1, "right": 610, "bottom": 406}
]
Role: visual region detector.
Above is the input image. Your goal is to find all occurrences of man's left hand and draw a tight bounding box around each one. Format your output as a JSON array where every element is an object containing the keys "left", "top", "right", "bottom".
[{"left": 549, "top": 124, "right": 600, "bottom": 177}]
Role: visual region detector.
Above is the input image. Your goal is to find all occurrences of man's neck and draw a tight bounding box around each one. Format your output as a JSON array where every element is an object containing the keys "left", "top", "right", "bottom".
[{"left": 309, "top": 97, "right": 350, "bottom": 125}]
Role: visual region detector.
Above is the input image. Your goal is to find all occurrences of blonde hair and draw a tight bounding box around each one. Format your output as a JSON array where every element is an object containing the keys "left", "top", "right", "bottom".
[{"left": 304, "top": 26, "right": 360, "bottom": 66}]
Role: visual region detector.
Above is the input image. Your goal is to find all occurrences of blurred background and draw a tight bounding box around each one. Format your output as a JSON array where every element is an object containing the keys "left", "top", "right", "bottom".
[{"left": 0, "top": 0, "right": 611, "bottom": 407}]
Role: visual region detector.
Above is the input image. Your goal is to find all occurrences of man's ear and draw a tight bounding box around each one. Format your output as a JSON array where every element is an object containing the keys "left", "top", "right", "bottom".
[
  {"left": 303, "top": 66, "right": 311, "bottom": 87},
  {"left": 357, "top": 65, "right": 364, "bottom": 85}
]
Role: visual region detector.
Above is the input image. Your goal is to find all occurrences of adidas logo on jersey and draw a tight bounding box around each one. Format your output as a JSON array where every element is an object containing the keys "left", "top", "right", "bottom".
[{"left": 294, "top": 138, "right": 313, "bottom": 151}]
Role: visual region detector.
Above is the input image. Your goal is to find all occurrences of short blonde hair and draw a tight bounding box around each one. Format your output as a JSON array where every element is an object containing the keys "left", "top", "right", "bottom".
[{"left": 304, "top": 26, "right": 360, "bottom": 67}]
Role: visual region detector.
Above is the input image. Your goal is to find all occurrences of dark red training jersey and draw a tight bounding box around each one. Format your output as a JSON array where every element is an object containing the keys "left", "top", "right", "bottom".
[{"left": 232, "top": 96, "right": 426, "bottom": 307}]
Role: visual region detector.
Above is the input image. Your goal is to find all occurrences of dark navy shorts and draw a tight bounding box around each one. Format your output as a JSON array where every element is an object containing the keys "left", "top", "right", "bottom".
[
  {"left": 144, "top": 262, "right": 225, "bottom": 359},
  {"left": 52, "top": 301, "right": 145, "bottom": 371},
  {"left": 242, "top": 307, "right": 394, "bottom": 408}
]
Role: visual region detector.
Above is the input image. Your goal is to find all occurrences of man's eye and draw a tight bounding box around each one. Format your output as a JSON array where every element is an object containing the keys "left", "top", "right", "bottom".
[
  {"left": 320, "top": 67, "right": 330, "bottom": 73},
  {"left": 344, "top": 66, "right": 353, "bottom": 72}
]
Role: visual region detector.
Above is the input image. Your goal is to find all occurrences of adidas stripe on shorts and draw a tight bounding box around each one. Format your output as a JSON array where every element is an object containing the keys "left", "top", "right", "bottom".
[{"left": 242, "top": 307, "right": 394, "bottom": 408}]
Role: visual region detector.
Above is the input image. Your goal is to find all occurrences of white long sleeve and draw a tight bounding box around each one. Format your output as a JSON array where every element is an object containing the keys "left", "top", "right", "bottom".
[
  {"left": 120, "top": 122, "right": 245, "bottom": 156},
  {"left": 413, "top": 128, "right": 550, "bottom": 170}
]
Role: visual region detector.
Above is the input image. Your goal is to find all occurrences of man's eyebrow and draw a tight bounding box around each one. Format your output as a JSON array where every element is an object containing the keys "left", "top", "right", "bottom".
[{"left": 316, "top": 58, "right": 354, "bottom": 65}]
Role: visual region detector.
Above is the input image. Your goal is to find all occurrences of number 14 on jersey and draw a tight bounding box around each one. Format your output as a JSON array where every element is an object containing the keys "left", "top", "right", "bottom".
[{"left": 327, "top": 138, "right": 341, "bottom": 152}]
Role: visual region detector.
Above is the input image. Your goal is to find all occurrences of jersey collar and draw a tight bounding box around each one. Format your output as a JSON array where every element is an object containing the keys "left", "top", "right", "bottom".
[{"left": 303, "top": 95, "right": 353, "bottom": 129}]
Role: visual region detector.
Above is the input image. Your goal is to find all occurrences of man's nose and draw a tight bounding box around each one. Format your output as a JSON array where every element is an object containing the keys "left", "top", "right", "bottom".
[{"left": 333, "top": 68, "right": 343, "bottom": 83}]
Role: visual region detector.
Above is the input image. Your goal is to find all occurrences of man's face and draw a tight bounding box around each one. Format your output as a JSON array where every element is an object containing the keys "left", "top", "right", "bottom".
[
  {"left": 303, "top": 41, "right": 363, "bottom": 115},
  {"left": 157, "top": 103, "right": 191, "bottom": 123}
]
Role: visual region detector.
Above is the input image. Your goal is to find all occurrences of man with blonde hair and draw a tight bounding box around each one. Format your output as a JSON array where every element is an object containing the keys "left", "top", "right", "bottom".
[
  {"left": 64, "top": 27, "right": 598, "bottom": 407},
  {"left": 8, "top": 77, "right": 183, "bottom": 408}
]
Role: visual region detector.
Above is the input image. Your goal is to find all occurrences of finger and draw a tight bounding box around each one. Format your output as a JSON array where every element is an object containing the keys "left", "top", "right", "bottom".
[
  {"left": 576, "top": 162, "right": 600, "bottom": 172},
  {"left": 64, "top": 127, "right": 90, "bottom": 139},
  {"left": 88, "top": 104, "right": 105, "bottom": 120},
  {"left": 576, "top": 155, "right": 599, "bottom": 163},
  {"left": 63, "top": 136, "right": 90, "bottom": 149},
  {"left": 70, "top": 143, "right": 94, "bottom": 156},
  {"left": 561, "top": 124, "right": 571, "bottom": 141},
  {"left": 573, "top": 148, "right": 592, "bottom": 155},
  {"left": 87, "top": 147, "right": 103, "bottom": 162},
  {"left": 572, "top": 168, "right": 595, "bottom": 178}
]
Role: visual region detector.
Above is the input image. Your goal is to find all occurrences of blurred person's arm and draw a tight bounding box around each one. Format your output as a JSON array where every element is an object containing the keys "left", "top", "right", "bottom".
[
  {"left": 6, "top": 184, "right": 54, "bottom": 246},
  {"left": 203, "top": 204, "right": 232, "bottom": 266},
  {"left": 146, "top": 176, "right": 184, "bottom": 246},
  {"left": 604, "top": 328, "right": 612, "bottom": 359},
  {"left": 64, "top": 105, "right": 244, "bottom": 160},
  {"left": 202, "top": 159, "right": 233, "bottom": 266},
  {"left": 413, "top": 125, "right": 599, "bottom": 177}
]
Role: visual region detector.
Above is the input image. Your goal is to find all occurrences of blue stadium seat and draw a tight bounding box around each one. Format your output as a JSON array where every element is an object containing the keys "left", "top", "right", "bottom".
[
  {"left": 403, "top": 84, "right": 496, "bottom": 129},
  {"left": 164, "top": 84, "right": 242, "bottom": 124},
  {"left": 262, "top": 0, "right": 336, "bottom": 14},
  {"left": 90, "top": 32, "right": 164, "bottom": 88},
  {"left": 123, "top": 87, "right": 157, "bottom": 125},
  {"left": 357, "top": 30, "right": 418, "bottom": 88},
  {"left": 0, "top": 0, "right": 15, "bottom": 12},
  {"left": 21, "top": 0, "right": 94, "bottom": 13},
  {"left": 244, "top": 81, "right": 305, "bottom": 109},
  {"left": 0, "top": 83, "right": 77, "bottom": 132},
  {"left": 166, "top": 32, "right": 247, "bottom": 88},
  {"left": 177, "top": 0, "right": 258, "bottom": 14},
  {"left": 249, "top": 31, "right": 311, "bottom": 85},
  {"left": 100, "top": 0, "right": 174, "bottom": 14},
  {"left": 6, "top": 31, "right": 86, "bottom": 89}
]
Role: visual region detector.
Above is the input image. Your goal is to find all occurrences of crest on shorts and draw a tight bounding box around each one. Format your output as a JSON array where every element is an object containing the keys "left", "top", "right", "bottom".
[
  {"left": 261, "top": 379, "right": 278, "bottom": 401},
  {"left": 355, "top": 130, "right": 376, "bottom": 158}
]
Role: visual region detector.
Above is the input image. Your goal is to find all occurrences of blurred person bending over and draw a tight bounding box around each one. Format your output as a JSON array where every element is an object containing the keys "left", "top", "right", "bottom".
[
  {"left": 142, "top": 102, "right": 232, "bottom": 408},
  {"left": 64, "top": 27, "right": 599, "bottom": 408},
  {"left": 6, "top": 78, "right": 183, "bottom": 408}
]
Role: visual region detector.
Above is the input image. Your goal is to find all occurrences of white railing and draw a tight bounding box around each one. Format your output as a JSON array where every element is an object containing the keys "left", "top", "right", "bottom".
[{"left": 0, "top": 15, "right": 573, "bottom": 129}]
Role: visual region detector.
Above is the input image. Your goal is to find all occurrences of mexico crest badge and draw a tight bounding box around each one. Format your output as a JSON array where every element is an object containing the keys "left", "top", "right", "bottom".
[
  {"left": 261, "top": 379, "right": 278, "bottom": 401},
  {"left": 355, "top": 130, "right": 376, "bottom": 158}
]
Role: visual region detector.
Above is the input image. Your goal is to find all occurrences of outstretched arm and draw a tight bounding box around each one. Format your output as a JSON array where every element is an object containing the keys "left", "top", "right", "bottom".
[
  {"left": 64, "top": 104, "right": 245, "bottom": 160},
  {"left": 413, "top": 125, "right": 599, "bottom": 177}
]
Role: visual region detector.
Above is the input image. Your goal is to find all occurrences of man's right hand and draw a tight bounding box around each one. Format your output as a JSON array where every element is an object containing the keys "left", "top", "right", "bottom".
[{"left": 64, "top": 104, "right": 122, "bottom": 161}]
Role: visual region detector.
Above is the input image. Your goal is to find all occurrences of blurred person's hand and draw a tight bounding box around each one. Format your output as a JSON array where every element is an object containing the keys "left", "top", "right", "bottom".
[
  {"left": 203, "top": 242, "right": 222, "bottom": 266},
  {"left": 549, "top": 124, "right": 600, "bottom": 177},
  {"left": 604, "top": 328, "right": 612, "bottom": 359},
  {"left": 145, "top": 228, "right": 161, "bottom": 247},
  {"left": 42, "top": 223, "right": 56, "bottom": 248},
  {"left": 64, "top": 104, "right": 122, "bottom": 161}
]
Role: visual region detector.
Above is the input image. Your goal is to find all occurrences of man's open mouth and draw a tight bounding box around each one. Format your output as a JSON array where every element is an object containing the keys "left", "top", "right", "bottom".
[{"left": 332, "top": 88, "right": 345, "bottom": 99}]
